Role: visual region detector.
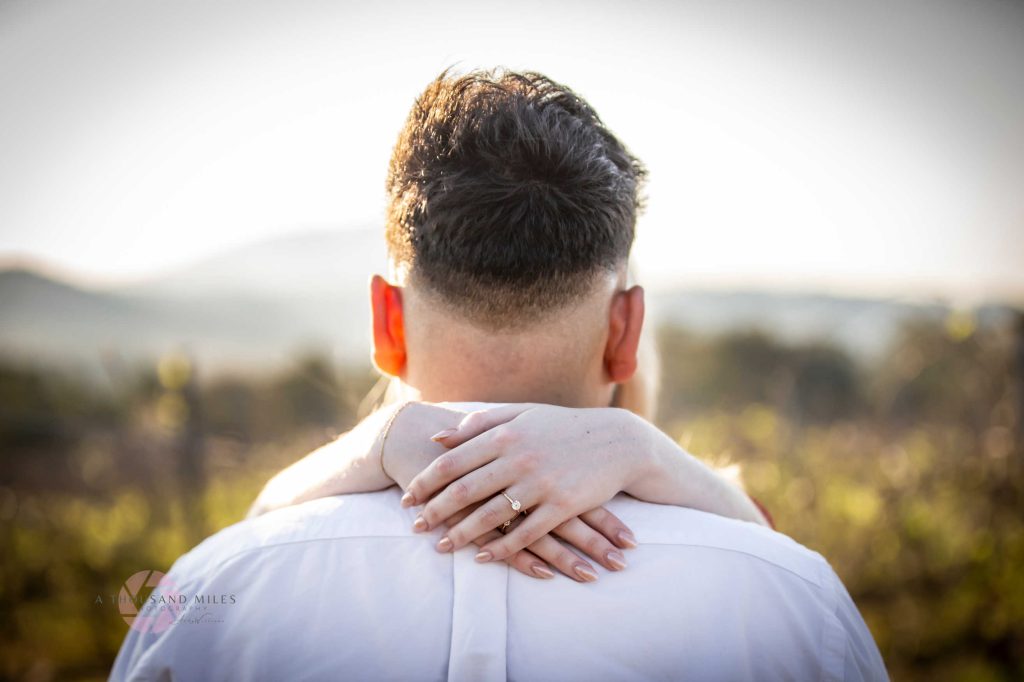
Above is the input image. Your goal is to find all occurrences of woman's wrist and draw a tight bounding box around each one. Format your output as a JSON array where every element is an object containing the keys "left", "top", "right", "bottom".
[
  {"left": 619, "top": 410, "right": 768, "bottom": 525},
  {"left": 611, "top": 406, "right": 662, "bottom": 493},
  {"left": 381, "top": 402, "right": 466, "bottom": 489},
  {"left": 376, "top": 401, "right": 415, "bottom": 481}
]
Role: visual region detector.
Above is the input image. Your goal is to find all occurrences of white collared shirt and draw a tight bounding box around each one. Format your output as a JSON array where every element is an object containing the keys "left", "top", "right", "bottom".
[{"left": 111, "top": 487, "right": 887, "bottom": 681}]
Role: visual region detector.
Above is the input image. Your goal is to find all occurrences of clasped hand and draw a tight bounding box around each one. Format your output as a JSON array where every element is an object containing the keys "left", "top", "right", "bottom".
[{"left": 389, "top": 404, "right": 645, "bottom": 582}]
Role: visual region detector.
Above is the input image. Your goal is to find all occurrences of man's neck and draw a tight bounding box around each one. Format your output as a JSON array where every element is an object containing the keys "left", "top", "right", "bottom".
[{"left": 396, "top": 379, "right": 601, "bottom": 409}]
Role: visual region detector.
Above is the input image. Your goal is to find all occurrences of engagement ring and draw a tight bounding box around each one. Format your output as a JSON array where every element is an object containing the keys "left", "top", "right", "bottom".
[{"left": 502, "top": 491, "right": 522, "bottom": 512}]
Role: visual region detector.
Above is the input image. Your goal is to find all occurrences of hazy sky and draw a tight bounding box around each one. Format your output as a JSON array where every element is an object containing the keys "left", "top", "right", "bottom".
[{"left": 1, "top": 0, "right": 1022, "bottom": 302}]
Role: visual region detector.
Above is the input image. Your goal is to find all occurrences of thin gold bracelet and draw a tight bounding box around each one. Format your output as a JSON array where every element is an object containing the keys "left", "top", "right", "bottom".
[{"left": 378, "top": 401, "right": 413, "bottom": 470}]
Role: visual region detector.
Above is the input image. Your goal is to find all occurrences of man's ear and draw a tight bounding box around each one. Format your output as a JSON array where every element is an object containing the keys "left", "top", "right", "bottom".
[
  {"left": 370, "top": 274, "right": 407, "bottom": 377},
  {"left": 604, "top": 285, "right": 645, "bottom": 384}
]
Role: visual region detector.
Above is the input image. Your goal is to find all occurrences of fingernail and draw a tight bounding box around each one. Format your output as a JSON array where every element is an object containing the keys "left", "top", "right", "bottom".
[
  {"left": 437, "top": 537, "right": 453, "bottom": 553},
  {"left": 400, "top": 492, "right": 415, "bottom": 507},
  {"left": 430, "top": 428, "right": 457, "bottom": 442},
  {"left": 531, "top": 564, "right": 555, "bottom": 579},
  {"left": 617, "top": 530, "right": 638, "bottom": 548},
  {"left": 413, "top": 516, "right": 428, "bottom": 532},
  {"left": 573, "top": 563, "right": 598, "bottom": 582},
  {"left": 475, "top": 550, "right": 493, "bottom": 563},
  {"left": 606, "top": 551, "right": 627, "bottom": 570}
]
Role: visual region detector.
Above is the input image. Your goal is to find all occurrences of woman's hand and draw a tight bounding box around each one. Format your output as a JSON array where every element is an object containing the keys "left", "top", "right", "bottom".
[
  {"left": 402, "top": 404, "right": 648, "bottom": 569},
  {"left": 440, "top": 503, "right": 622, "bottom": 582},
  {"left": 402, "top": 402, "right": 769, "bottom": 570},
  {"left": 435, "top": 500, "right": 634, "bottom": 581},
  {"left": 383, "top": 404, "right": 636, "bottom": 581}
]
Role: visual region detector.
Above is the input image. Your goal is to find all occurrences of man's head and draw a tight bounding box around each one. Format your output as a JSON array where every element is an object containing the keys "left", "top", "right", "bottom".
[{"left": 371, "top": 67, "right": 649, "bottom": 407}]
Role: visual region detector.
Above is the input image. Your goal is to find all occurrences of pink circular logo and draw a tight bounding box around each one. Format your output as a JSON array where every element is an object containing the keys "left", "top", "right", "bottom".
[{"left": 119, "top": 570, "right": 183, "bottom": 633}]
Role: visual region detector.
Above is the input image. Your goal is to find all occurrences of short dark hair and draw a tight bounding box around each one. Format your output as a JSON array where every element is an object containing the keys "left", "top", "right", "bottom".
[{"left": 385, "top": 66, "right": 647, "bottom": 327}]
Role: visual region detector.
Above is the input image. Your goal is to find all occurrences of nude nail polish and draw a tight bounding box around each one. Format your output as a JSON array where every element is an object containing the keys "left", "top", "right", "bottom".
[
  {"left": 531, "top": 564, "right": 555, "bottom": 579},
  {"left": 574, "top": 564, "right": 598, "bottom": 582},
  {"left": 606, "top": 551, "right": 627, "bottom": 570},
  {"left": 400, "top": 492, "right": 415, "bottom": 507},
  {"left": 413, "top": 516, "right": 428, "bottom": 532},
  {"left": 617, "top": 530, "right": 638, "bottom": 549},
  {"left": 430, "top": 428, "right": 457, "bottom": 442},
  {"left": 475, "top": 550, "right": 493, "bottom": 563},
  {"left": 437, "top": 537, "right": 453, "bottom": 553}
]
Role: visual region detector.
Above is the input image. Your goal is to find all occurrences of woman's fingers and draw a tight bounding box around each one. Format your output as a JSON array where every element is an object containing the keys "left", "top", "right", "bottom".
[
  {"left": 416, "top": 463, "right": 514, "bottom": 531},
  {"left": 435, "top": 489, "right": 524, "bottom": 550},
  {"left": 471, "top": 529, "right": 554, "bottom": 580},
  {"left": 521, "top": 534, "right": 599, "bottom": 583},
  {"left": 469, "top": 517, "right": 596, "bottom": 582},
  {"left": 579, "top": 507, "right": 638, "bottom": 550},
  {"left": 403, "top": 436, "right": 501, "bottom": 507},
  {"left": 474, "top": 506, "right": 637, "bottom": 572},
  {"left": 431, "top": 404, "right": 538, "bottom": 448},
  {"left": 437, "top": 507, "right": 610, "bottom": 583},
  {"left": 550, "top": 517, "right": 627, "bottom": 572},
  {"left": 474, "top": 505, "right": 566, "bottom": 563}
]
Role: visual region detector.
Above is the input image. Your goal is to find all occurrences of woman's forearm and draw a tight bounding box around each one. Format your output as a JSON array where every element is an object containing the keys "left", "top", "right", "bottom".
[
  {"left": 622, "top": 410, "right": 769, "bottom": 526},
  {"left": 247, "top": 406, "right": 397, "bottom": 518},
  {"left": 246, "top": 402, "right": 466, "bottom": 519},
  {"left": 249, "top": 401, "right": 768, "bottom": 529}
]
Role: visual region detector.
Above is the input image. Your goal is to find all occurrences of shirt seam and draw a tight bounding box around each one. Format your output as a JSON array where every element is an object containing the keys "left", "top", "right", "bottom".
[
  {"left": 191, "top": 534, "right": 428, "bottom": 574},
  {"left": 192, "top": 536, "right": 823, "bottom": 588},
  {"left": 635, "top": 541, "right": 827, "bottom": 587}
]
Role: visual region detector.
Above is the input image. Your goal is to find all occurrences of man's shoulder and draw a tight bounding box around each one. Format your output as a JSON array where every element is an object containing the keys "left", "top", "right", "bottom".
[
  {"left": 605, "top": 494, "right": 833, "bottom": 589},
  {"left": 170, "top": 489, "right": 411, "bottom": 582}
]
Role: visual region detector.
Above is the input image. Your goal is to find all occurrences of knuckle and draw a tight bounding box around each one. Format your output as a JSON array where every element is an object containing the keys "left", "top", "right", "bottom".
[
  {"left": 522, "top": 525, "right": 545, "bottom": 547},
  {"left": 490, "top": 426, "right": 518, "bottom": 449},
  {"left": 462, "top": 411, "right": 487, "bottom": 432},
  {"left": 549, "top": 497, "right": 571, "bottom": 515},
  {"left": 475, "top": 528, "right": 499, "bottom": 544},
  {"left": 555, "top": 550, "right": 578, "bottom": 569},
  {"left": 585, "top": 535, "right": 606, "bottom": 556},
  {"left": 518, "top": 450, "right": 541, "bottom": 473},
  {"left": 480, "top": 505, "right": 503, "bottom": 527},
  {"left": 436, "top": 454, "right": 457, "bottom": 477},
  {"left": 536, "top": 474, "right": 556, "bottom": 497},
  {"left": 449, "top": 480, "right": 470, "bottom": 503}
]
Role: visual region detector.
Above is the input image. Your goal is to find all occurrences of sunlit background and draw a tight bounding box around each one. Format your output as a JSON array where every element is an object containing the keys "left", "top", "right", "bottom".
[
  {"left": 3, "top": 0, "right": 1023, "bottom": 298},
  {"left": 1, "top": 1, "right": 1022, "bottom": 680}
]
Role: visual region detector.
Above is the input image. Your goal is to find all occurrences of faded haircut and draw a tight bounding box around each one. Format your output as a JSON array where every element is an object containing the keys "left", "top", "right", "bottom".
[{"left": 385, "top": 66, "right": 648, "bottom": 328}]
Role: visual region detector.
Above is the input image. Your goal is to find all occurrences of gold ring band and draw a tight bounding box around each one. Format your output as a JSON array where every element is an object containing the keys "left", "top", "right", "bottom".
[{"left": 502, "top": 491, "right": 522, "bottom": 512}]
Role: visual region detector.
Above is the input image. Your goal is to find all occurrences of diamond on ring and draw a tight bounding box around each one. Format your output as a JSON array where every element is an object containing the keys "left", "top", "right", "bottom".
[{"left": 502, "top": 491, "right": 522, "bottom": 512}]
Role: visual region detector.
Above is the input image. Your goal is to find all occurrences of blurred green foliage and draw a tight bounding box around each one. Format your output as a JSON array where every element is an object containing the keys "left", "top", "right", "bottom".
[{"left": 1, "top": 317, "right": 1022, "bottom": 681}]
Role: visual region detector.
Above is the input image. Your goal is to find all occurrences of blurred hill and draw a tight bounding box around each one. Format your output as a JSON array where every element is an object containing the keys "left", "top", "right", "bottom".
[
  {"left": 0, "top": 229, "right": 384, "bottom": 374},
  {"left": 124, "top": 228, "right": 386, "bottom": 299},
  {"left": 0, "top": 227, "right": 1015, "bottom": 374},
  {"left": 647, "top": 290, "right": 1011, "bottom": 358}
]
